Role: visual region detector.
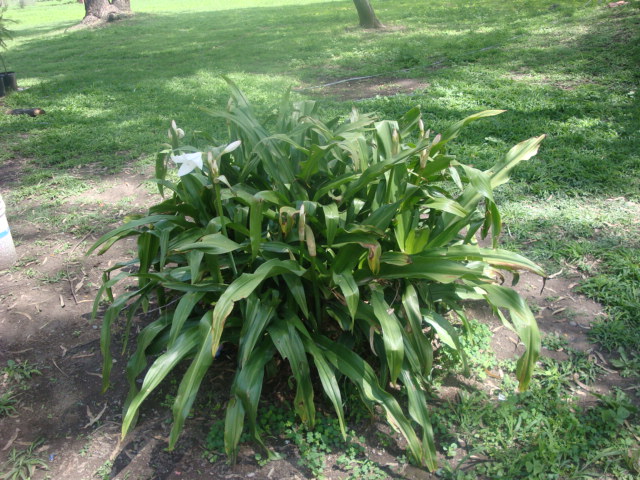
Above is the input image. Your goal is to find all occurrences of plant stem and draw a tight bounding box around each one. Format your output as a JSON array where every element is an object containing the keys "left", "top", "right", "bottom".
[{"left": 213, "top": 181, "right": 237, "bottom": 276}]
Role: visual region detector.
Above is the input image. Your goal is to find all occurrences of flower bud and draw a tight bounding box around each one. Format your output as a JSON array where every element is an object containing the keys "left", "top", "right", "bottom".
[{"left": 392, "top": 129, "right": 400, "bottom": 156}]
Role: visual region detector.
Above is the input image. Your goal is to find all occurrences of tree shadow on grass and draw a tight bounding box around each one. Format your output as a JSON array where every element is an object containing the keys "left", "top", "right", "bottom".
[{"left": 1, "top": 1, "right": 638, "bottom": 198}]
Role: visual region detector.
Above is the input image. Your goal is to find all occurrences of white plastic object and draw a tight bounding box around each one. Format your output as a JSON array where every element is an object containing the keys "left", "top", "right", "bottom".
[{"left": 0, "top": 194, "right": 17, "bottom": 270}]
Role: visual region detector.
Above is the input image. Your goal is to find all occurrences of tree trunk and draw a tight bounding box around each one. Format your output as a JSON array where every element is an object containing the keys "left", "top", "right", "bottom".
[
  {"left": 82, "top": 0, "right": 131, "bottom": 25},
  {"left": 352, "top": 0, "right": 383, "bottom": 29}
]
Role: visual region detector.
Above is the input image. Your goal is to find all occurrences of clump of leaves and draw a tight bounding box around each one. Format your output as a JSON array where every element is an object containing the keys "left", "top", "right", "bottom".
[
  {"left": 0, "top": 390, "right": 17, "bottom": 417},
  {"left": 0, "top": 439, "right": 48, "bottom": 480},
  {"left": 611, "top": 348, "right": 640, "bottom": 378},
  {"left": 2, "top": 360, "right": 41, "bottom": 383},
  {"left": 89, "top": 79, "right": 545, "bottom": 471}
]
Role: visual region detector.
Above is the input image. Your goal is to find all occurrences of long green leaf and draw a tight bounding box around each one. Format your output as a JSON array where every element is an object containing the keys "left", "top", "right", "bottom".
[
  {"left": 322, "top": 203, "right": 339, "bottom": 246},
  {"left": 401, "top": 285, "right": 433, "bottom": 376},
  {"left": 225, "top": 343, "right": 275, "bottom": 461},
  {"left": 282, "top": 273, "right": 309, "bottom": 318},
  {"left": 438, "top": 110, "right": 505, "bottom": 147},
  {"left": 423, "top": 198, "right": 469, "bottom": 218},
  {"left": 269, "top": 319, "right": 316, "bottom": 427},
  {"left": 123, "top": 314, "right": 171, "bottom": 414},
  {"left": 168, "top": 291, "right": 205, "bottom": 348},
  {"left": 238, "top": 295, "right": 276, "bottom": 368},
  {"left": 100, "top": 284, "right": 153, "bottom": 392},
  {"left": 88, "top": 215, "right": 191, "bottom": 255},
  {"left": 249, "top": 197, "right": 263, "bottom": 261},
  {"left": 399, "top": 369, "right": 437, "bottom": 471},
  {"left": 423, "top": 312, "right": 469, "bottom": 376},
  {"left": 210, "top": 260, "right": 306, "bottom": 357},
  {"left": 479, "top": 284, "right": 540, "bottom": 391},
  {"left": 224, "top": 397, "right": 245, "bottom": 464},
  {"left": 332, "top": 271, "right": 359, "bottom": 322},
  {"left": 303, "top": 338, "right": 347, "bottom": 439},
  {"left": 370, "top": 289, "right": 404, "bottom": 385},
  {"left": 178, "top": 233, "right": 243, "bottom": 255},
  {"left": 169, "top": 314, "right": 215, "bottom": 448},
  {"left": 122, "top": 325, "right": 200, "bottom": 437},
  {"left": 442, "top": 245, "right": 544, "bottom": 276},
  {"left": 376, "top": 256, "right": 483, "bottom": 283},
  {"left": 315, "top": 335, "right": 432, "bottom": 468}
]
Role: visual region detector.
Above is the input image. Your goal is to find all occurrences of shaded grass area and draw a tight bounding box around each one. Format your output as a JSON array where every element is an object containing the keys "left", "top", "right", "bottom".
[
  {"left": 1, "top": 0, "right": 639, "bottom": 478},
  {"left": 0, "top": 0, "right": 638, "bottom": 198},
  {"left": 500, "top": 194, "right": 640, "bottom": 354}
]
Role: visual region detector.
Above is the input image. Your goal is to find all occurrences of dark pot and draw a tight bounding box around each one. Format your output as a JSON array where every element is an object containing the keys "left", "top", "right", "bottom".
[{"left": 0, "top": 72, "right": 18, "bottom": 93}]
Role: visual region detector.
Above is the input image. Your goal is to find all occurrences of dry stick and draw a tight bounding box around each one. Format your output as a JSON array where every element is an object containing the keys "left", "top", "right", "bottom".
[
  {"left": 69, "top": 229, "right": 96, "bottom": 257},
  {"left": 1, "top": 428, "right": 20, "bottom": 451},
  {"left": 66, "top": 228, "right": 96, "bottom": 305},
  {"left": 66, "top": 262, "right": 78, "bottom": 306},
  {"left": 52, "top": 358, "right": 68, "bottom": 377}
]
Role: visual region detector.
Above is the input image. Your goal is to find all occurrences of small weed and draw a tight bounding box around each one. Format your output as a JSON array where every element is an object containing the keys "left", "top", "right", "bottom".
[
  {"left": 336, "top": 454, "right": 388, "bottom": 480},
  {"left": 528, "top": 303, "right": 542, "bottom": 314},
  {"left": 594, "top": 388, "right": 637, "bottom": 428},
  {"left": 542, "top": 332, "right": 569, "bottom": 351},
  {"left": 2, "top": 359, "right": 41, "bottom": 383},
  {"left": 0, "top": 390, "right": 18, "bottom": 417},
  {"left": 53, "top": 243, "right": 71, "bottom": 254},
  {"left": 78, "top": 442, "right": 90, "bottom": 458},
  {"left": 375, "top": 431, "right": 392, "bottom": 448},
  {"left": 40, "top": 270, "right": 67, "bottom": 284},
  {"left": 204, "top": 404, "right": 381, "bottom": 478},
  {"left": 203, "top": 419, "right": 225, "bottom": 461},
  {"left": 563, "top": 349, "right": 602, "bottom": 385},
  {"left": 444, "top": 442, "right": 459, "bottom": 458},
  {"left": 95, "top": 460, "right": 113, "bottom": 480},
  {"left": 0, "top": 439, "right": 48, "bottom": 480},
  {"left": 611, "top": 348, "right": 640, "bottom": 378},
  {"left": 22, "top": 268, "right": 38, "bottom": 279},
  {"left": 537, "top": 348, "right": 602, "bottom": 386},
  {"left": 439, "top": 318, "right": 497, "bottom": 378},
  {"left": 11, "top": 256, "right": 38, "bottom": 269},
  {"left": 253, "top": 453, "right": 270, "bottom": 467}
]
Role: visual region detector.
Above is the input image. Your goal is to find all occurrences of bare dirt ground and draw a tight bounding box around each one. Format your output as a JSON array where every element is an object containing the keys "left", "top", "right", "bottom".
[
  {"left": 0, "top": 166, "right": 636, "bottom": 480},
  {"left": 299, "top": 77, "right": 431, "bottom": 102}
]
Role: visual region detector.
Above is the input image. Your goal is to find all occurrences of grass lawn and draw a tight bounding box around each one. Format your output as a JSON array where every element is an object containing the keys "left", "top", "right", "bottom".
[{"left": 0, "top": 0, "right": 639, "bottom": 478}]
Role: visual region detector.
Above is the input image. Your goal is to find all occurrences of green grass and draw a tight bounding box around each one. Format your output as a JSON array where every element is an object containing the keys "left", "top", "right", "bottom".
[
  {"left": 1, "top": 0, "right": 639, "bottom": 477},
  {"left": 434, "top": 384, "right": 639, "bottom": 479},
  {"left": 1, "top": 0, "right": 638, "bottom": 196}
]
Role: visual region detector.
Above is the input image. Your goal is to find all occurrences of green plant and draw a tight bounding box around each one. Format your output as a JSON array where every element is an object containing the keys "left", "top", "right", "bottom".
[
  {"left": 89, "top": 81, "right": 544, "bottom": 470},
  {"left": 95, "top": 461, "right": 113, "bottom": 480},
  {"left": 542, "top": 332, "right": 569, "bottom": 351},
  {"left": 434, "top": 380, "right": 640, "bottom": 480},
  {"left": 336, "top": 455, "right": 388, "bottom": 480},
  {"left": 0, "top": 439, "right": 48, "bottom": 480},
  {"left": 0, "top": 390, "right": 17, "bottom": 417},
  {"left": 611, "top": 348, "right": 640, "bottom": 378},
  {"left": 580, "top": 249, "right": 640, "bottom": 352},
  {"left": 440, "top": 317, "right": 498, "bottom": 378},
  {"left": 2, "top": 360, "right": 41, "bottom": 383}
]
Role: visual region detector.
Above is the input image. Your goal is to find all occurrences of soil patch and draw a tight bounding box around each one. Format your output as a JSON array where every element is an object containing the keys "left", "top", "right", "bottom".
[
  {"left": 307, "top": 77, "right": 430, "bottom": 101},
  {"left": 0, "top": 168, "right": 637, "bottom": 479}
]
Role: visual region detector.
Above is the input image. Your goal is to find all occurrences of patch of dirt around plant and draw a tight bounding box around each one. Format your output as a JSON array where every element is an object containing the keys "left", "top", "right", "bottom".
[{"left": 0, "top": 167, "right": 637, "bottom": 480}]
